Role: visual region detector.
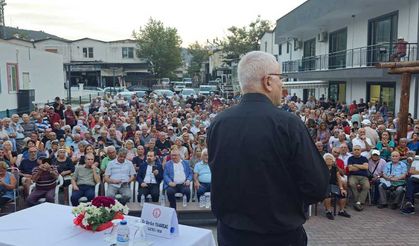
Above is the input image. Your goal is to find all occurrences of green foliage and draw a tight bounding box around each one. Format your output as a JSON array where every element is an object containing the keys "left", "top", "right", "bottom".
[
  {"left": 133, "top": 18, "right": 183, "bottom": 78},
  {"left": 187, "top": 42, "right": 209, "bottom": 78},
  {"left": 217, "top": 16, "right": 272, "bottom": 59}
]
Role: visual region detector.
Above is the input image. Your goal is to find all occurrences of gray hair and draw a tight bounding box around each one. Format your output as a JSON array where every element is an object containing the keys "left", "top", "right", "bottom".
[
  {"left": 106, "top": 146, "right": 116, "bottom": 153},
  {"left": 323, "top": 153, "right": 335, "bottom": 162},
  {"left": 118, "top": 147, "right": 128, "bottom": 156},
  {"left": 237, "top": 51, "right": 278, "bottom": 93}
]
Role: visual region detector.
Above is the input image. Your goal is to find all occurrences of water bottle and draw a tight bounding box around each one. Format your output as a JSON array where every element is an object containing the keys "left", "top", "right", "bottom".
[
  {"left": 205, "top": 193, "right": 210, "bottom": 209},
  {"left": 199, "top": 195, "right": 205, "bottom": 208},
  {"left": 116, "top": 220, "right": 129, "bottom": 246},
  {"left": 182, "top": 194, "right": 187, "bottom": 207},
  {"left": 160, "top": 195, "right": 165, "bottom": 207},
  {"left": 140, "top": 194, "right": 145, "bottom": 207}
]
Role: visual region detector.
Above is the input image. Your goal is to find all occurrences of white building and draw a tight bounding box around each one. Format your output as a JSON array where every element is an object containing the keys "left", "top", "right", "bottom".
[
  {"left": 0, "top": 39, "right": 65, "bottom": 117},
  {"left": 34, "top": 38, "right": 151, "bottom": 88},
  {"left": 269, "top": 0, "right": 419, "bottom": 117}
]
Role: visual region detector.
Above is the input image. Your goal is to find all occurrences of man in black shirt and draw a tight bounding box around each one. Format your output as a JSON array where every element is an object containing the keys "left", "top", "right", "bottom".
[
  {"left": 207, "top": 51, "right": 329, "bottom": 246},
  {"left": 347, "top": 145, "right": 370, "bottom": 211}
]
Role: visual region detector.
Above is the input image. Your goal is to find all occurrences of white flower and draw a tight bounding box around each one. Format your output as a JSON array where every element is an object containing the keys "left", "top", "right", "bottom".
[{"left": 81, "top": 218, "right": 89, "bottom": 227}]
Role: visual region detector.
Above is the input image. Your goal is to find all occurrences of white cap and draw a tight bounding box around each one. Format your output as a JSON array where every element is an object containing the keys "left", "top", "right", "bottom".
[
  {"left": 361, "top": 119, "right": 371, "bottom": 126},
  {"left": 371, "top": 149, "right": 380, "bottom": 156}
]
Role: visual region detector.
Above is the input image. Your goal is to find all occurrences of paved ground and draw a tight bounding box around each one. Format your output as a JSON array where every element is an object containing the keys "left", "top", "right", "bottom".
[{"left": 200, "top": 205, "right": 419, "bottom": 246}]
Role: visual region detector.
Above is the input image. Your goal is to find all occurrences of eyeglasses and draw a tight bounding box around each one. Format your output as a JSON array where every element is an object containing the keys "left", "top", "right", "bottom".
[{"left": 268, "top": 73, "right": 288, "bottom": 80}]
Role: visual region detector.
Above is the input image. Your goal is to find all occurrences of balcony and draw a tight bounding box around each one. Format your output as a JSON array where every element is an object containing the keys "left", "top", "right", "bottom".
[{"left": 282, "top": 43, "right": 418, "bottom": 74}]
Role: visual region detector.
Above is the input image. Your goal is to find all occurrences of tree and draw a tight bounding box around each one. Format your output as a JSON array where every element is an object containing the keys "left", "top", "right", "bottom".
[
  {"left": 218, "top": 16, "right": 272, "bottom": 59},
  {"left": 133, "top": 18, "right": 182, "bottom": 79},
  {"left": 187, "top": 42, "right": 209, "bottom": 80}
]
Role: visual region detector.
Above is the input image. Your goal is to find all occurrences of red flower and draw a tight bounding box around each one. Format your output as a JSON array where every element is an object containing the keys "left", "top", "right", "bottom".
[{"left": 91, "top": 196, "right": 115, "bottom": 208}]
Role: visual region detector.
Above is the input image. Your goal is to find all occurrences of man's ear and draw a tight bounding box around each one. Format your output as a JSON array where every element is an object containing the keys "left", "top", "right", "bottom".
[{"left": 262, "top": 76, "right": 273, "bottom": 92}]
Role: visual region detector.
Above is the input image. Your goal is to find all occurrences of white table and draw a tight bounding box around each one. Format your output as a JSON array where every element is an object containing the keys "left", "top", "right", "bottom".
[{"left": 0, "top": 203, "right": 216, "bottom": 246}]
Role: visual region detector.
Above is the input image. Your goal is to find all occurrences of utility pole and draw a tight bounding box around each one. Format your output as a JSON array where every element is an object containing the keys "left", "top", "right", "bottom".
[{"left": 0, "top": 0, "right": 6, "bottom": 39}]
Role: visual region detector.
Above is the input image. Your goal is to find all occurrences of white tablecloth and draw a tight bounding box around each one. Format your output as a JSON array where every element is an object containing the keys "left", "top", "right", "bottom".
[{"left": 0, "top": 203, "right": 216, "bottom": 246}]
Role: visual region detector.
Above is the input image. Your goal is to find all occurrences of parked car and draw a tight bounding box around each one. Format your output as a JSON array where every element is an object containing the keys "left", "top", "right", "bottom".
[
  {"left": 161, "top": 78, "right": 170, "bottom": 86},
  {"left": 135, "top": 90, "right": 148, "bottom": 102},
  {"left": 199, "top": 85, "right": 218, "bottom": 96},
  {"left": 180, "top": 88, "right": 197, "bottom": 98},
  {"left": 127, "top": 85, "right": 151, "bottom": 92},
  {"left": 150, "top": 89, "right": 175, "bottom": 99},
  {"left": 173, "top": 81, "right": 186, "bottom": 93},
  {"left": 115, "top": 91, "right": 136, "bottom": 100},
  {"left": 182, "top": 78, "right": 193, "bottom": 87},
  {"left": 103, "top": 87, "right": 130, "bottom": 94}
]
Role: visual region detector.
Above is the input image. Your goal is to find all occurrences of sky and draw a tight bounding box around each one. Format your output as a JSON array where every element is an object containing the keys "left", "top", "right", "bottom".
[{"left": 5, "top": 0, "right": 306, "bottom": 46}]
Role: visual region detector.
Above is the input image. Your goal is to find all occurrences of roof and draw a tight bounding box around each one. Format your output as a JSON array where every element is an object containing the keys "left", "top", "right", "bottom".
[{"left": 2, "top": 26, "right": 67, "bottom": 41}]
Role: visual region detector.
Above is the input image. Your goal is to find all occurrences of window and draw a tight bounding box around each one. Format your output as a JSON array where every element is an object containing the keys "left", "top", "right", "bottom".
[
  {"left": 83, "top": 47, "right": 94, "bottom": 58},
  {"left": 122, "top": 47, "right": 134, "bottom": 58},
  {"left": 264, "top": 41, "right": 268, "bottom": 52},
  {"left": 7, "top": 63, "right": 19, "bottom": 93},
  {"left": 278, "top": 44, "right": 282, "bottom": 56},
  {"left": 45, "top": 48, "right": 58, "bottom": 53},
  {"left": 286, "top": 42, "right": 290, "bottom": 53}
]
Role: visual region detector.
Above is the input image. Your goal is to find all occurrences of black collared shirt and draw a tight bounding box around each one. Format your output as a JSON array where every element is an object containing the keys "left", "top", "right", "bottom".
[{"left": 207, "top": 93, "right": 329, "bottom": 233}]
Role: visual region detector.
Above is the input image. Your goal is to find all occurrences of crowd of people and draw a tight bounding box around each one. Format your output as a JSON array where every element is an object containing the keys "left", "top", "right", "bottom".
[{"left": 0, "top": 88, "right": 418, "bottom": 219}]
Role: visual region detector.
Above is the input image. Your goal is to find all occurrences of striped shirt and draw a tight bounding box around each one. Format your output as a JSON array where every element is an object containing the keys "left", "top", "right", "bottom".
[{"left": 32, "top": 166, "right": 58, "bottom": 190}]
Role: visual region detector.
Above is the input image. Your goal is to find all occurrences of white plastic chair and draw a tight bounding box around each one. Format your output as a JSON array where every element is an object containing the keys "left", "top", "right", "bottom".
[
  {"left": 104, "top": 181, "right": 135, "bottom": 201},
  {"left": 68, "top": 183, "right": 101, "bottom": 206},
  {"left": 29, "top": 175, "right": 64, "bottom": 204},
  {"left": 134, "top": 181, "right": 163, "bottom": 203}
]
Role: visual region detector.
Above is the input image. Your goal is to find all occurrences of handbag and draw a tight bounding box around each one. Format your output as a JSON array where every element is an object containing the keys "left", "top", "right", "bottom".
[{"left": 368, "top": 161, "right": 380, "bottom": 181}]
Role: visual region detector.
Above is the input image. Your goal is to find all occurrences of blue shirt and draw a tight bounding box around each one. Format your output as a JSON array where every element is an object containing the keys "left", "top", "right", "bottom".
[
  {"left": 194, "top": 161, "right": 211, "bottom": 183},
  {"left": 383, "top": 161, "right": 407, "bottom": 178},
  {"left": 347, "top": 155, "right": 369, "bottom": 177}
]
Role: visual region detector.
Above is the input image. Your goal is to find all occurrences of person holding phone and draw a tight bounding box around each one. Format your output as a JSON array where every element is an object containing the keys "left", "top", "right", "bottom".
[
  {"left": 137, "top": 151, "right": 163, "bottom": 202},
  {"left": 26, "top": 157, "right": 59, "bottom": 207}
]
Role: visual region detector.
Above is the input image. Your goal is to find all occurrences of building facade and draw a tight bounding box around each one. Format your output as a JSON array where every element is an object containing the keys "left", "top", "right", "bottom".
[
  {"left": 269, "top": 0, "right": 419, "bottom": 117},
  {"left": 34, "top": 38, "right": 151, "bottom": 88},
  {"left": 0, "top": 39, "right": 65, "bottom": 116}
]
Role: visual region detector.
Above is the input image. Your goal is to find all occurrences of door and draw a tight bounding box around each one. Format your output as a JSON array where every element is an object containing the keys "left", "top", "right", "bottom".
[
  {"left": 329, "top": 28, "right": 347, "bottom": 69},
  {"left": 328, "top": 81, "right": 346, "bottom": 103},
  {"left": 367, "top": 82, "right": 396, "bottom": 113},
  {"left": 303, "top": 39, "right": 316, "bottom": 71},
  {"left": 368, "top": 12, "right": 398, "bottom": 65}
]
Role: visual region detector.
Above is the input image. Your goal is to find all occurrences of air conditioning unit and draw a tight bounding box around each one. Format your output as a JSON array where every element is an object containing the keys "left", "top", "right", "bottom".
[
  {"left": 317, "top": 32, "right": 328, "bottom": 42},
  {"left": 294, "top": 39, "right": 302, "bottom": 50}
]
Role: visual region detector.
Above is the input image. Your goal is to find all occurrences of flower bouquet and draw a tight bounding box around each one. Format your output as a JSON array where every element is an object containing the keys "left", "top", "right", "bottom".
[{"left": 72, "top": 196, "right": 129, "bottom": 231}]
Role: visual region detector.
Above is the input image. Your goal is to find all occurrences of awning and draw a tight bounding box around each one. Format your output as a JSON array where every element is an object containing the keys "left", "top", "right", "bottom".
[{"left": 283, "top": 80, "right": 328, "bottom": 89}]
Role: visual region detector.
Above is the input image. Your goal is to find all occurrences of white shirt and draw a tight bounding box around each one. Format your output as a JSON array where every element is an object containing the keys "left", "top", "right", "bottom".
[
  {"left": 143, "top": 165, "right": 157, "bottom": 184},
  {"left": 339, "top": 153, "right": 353, "bottom": 167},
  {"left": 173, "top": 161, "right": 186, "bottom": 184},
  {"left": 352, "top": 136, "right": 373, "bottom": 158},
  {"left": 411, "top": 160, "right": 419, "bottom": 179}
]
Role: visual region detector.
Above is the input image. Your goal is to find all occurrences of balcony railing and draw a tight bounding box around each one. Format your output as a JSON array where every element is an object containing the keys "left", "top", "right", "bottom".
[{"left": 282, "top": 43, "right": 418, "bottom": 73}]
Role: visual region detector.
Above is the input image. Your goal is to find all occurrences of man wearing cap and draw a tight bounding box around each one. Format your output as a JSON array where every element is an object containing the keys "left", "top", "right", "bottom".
[
  {"left": 368, "top": 150, "right": 386, "bottom": 205},
  {"left": 362, "top": 119, "right": 379, "bottom": 148}
]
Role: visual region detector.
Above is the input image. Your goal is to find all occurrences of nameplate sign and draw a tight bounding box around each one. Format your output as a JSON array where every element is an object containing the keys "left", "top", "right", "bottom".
[{"left": 140, "top": 203, "right": 179, "bottom": 238}]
